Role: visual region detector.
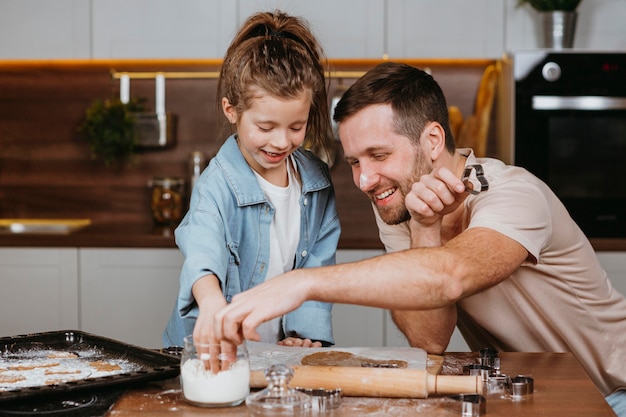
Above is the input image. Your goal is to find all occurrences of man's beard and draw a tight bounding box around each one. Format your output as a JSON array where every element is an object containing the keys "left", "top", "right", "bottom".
[{"left": 374, "top": 152, "right": 431, "bottom": 226}]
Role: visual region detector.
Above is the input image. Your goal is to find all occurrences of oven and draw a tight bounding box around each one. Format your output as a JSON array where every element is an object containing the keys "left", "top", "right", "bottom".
[{"left": 513, "top": 51, "right": 626, "bottom": 238}]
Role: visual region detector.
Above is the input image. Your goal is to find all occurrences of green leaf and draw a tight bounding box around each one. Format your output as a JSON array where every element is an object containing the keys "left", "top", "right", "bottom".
[{"left": 78, "top": 97, "right": 146, "bottom": 165}]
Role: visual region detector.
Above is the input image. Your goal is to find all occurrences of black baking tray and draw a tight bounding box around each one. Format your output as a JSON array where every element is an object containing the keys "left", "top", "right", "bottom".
[{"left": 0, "top": 330, "right": 180, "bottom": 403}]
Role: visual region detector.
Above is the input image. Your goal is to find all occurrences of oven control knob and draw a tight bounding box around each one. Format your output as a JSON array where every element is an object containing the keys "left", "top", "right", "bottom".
[{"left": 541, "top": 62, "right": 562, "bottom": 82}]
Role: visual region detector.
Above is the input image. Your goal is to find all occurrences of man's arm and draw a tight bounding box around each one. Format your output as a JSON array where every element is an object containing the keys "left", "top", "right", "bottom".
[
  {"left": 214, "top": 226, "right": 528, "bottom": 345},
  {"left": 391, "top": 307, "right": 457, "bottom": 354},
  {"left": 387, "top": 169, "right": 463, "bottom": 354}
]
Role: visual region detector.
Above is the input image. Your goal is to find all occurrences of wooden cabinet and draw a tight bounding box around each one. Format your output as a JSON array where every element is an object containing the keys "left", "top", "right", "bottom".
[{"left": 0, "top": 248, "right": 79, "bottom": 336}]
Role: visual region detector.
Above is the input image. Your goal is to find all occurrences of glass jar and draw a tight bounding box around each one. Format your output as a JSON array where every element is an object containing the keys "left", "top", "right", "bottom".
[
  {"left": 180, "top": 336, "right": 250, "bottom": 407},
  {"left": 148, "top": 176, "right": 185, "bottom": 225}
]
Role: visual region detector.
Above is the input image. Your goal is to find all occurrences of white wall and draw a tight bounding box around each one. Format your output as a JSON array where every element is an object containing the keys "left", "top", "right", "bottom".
[{"left": 1, "top": 0, "right": 624, "bottom": 59}]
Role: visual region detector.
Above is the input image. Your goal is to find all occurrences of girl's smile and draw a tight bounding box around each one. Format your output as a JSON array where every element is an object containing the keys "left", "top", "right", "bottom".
[{"left": 223, "top": 88, "right": 311, "bottom": 186}]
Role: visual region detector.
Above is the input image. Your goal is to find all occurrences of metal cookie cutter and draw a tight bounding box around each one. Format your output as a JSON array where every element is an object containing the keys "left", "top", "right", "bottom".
[
  {"left": 462, "top": 164, "right": 489, "bottom": 195},
  {"left": 510, "top": 375, "right": 534, "bottom": 397},
  {"left": 295, "top": 387, "right": 343, "bottom": 412},
  {"left": 479, "top": 347, "right": 501, "bottom": 375},
  {"left": 463, "top": 364, "right": 492, "bottom": 382},
  {"left": 448, "top": 394, "right": 487, "bottom": 417}
]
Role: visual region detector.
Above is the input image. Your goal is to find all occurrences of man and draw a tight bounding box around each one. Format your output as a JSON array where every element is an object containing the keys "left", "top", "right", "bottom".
[{"left": 214, "top": 62, "right": 626, "bottom": 415}]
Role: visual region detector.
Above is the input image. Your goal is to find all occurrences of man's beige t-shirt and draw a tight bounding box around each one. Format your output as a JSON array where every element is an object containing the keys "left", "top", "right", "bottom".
[{"left": 375, "top": 149, "right": 626, "bottom": 396}]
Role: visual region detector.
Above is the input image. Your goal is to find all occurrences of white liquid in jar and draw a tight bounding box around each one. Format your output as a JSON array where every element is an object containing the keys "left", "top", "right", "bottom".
[{"left": 181, "top": 358, "right": 250, "bottom": 405}]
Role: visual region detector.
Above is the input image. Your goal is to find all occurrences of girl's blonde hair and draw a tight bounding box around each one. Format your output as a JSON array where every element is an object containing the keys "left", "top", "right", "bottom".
[{"left": 217, "top": 10, "right": 335, "bottom": 164}]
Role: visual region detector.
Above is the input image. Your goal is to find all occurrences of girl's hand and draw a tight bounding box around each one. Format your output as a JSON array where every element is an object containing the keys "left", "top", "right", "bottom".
[
  {"left": 191, "top": 275, "right": 235, "bottom": 373},
  {"left": 277, "top": 337, "right": 322, "bottom": 348}
]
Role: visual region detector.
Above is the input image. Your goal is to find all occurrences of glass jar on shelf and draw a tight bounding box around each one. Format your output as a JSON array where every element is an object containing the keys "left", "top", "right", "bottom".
[{"left": 148, "top": 176, "right": 185, "bottom": 226}]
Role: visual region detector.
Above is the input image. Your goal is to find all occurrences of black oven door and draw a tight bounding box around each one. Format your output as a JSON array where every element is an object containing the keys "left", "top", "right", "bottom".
[{"left": 515, "top": 95, "right": 626, "bottom": 238}]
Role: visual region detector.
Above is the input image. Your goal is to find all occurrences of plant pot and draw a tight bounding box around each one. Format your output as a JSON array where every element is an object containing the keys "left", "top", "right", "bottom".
[{"left": 540, "top": 11, "right": 578, "bottom": 49}]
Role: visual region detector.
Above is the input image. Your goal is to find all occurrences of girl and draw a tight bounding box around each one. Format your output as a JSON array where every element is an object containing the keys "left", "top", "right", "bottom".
[{"left": 163, "top": 10, "right": 340, "bottom": 349}]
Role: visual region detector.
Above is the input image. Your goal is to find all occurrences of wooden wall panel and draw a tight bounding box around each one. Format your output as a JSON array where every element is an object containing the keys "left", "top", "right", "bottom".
[{"left": 0, "top": 59, "right": 494, "bottom": 248}]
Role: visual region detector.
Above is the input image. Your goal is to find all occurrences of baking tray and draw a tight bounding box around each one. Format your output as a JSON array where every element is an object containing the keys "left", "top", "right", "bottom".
[{"left": 0, "top": 330, "right": 179, "bottom": 403}]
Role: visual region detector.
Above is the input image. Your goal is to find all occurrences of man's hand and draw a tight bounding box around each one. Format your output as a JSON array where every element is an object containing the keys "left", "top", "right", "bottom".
[
  {"left": 405, "top": 166, "right": 469, "bottom": 249},
  {"left": 213, "top": 271, "right": 310, "bottom": 345},
  {"left": 405, "top": 166, "right": 468, "bottom": 228}
]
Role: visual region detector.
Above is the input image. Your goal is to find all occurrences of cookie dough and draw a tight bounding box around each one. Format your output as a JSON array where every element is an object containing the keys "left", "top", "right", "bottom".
[{"left": 300, "top": 351, "right": 408, "bottom": 368}]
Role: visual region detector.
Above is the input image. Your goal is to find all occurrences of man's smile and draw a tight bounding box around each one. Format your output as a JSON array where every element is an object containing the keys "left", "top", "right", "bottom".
[{"left": 375, "top": 187, "right": 397, "bottom": 200}]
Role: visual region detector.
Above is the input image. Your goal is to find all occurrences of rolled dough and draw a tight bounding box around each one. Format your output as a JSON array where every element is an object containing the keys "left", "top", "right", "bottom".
[{"left": 300, "top": 351, "right": 408, "bottom": 368}]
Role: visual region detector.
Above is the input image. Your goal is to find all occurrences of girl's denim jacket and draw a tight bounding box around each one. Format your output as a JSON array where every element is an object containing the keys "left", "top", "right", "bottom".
[{"left": 163, "top": 135, "right": 340, "bottom": 347}]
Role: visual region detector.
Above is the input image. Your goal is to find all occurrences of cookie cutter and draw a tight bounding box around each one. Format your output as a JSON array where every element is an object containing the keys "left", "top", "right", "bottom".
[
  {"left": 295, "top": 387, "right": 343, "bottom": 412},
  {"left": 510, "top": 375, "right": 534, "bottom": 397},
  {"left": 462, "top": 164, "right": 489, "bottom": 195},
  {"left": 448, "top": 394, "right": 487, "bottom": 417},
  {"left": 485, "top": 374, "right": 511, "bottom": 393},
  {"left": 472, "top": 348, "right": 534, "bottom": 398},
  {"left": 463, "top": 364, "right": 492, "bottom": 382},
  {"left": 479, "top": 347, "right": 501, "bottom": 375}
]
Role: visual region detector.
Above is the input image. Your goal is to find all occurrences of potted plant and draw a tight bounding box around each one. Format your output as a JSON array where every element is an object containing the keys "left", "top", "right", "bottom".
[
  {"left": 78, "top": 97, "right": 145, "bottom": 165},
  {"left": 517, "top": 0, "right": 582, "bottom": 49}
]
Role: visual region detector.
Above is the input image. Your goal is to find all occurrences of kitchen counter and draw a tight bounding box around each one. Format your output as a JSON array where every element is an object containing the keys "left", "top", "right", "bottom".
[
  {"left": 105, "top": 352, "right": 616, "bottom": 417},
  {"left": 0, "top": 222, "right": 178, "bottom": 248},
  {"left": 0, "top": 219, "right": 382, "bottom": 250},
  {"left": 2, "top": 219, "right": 626, "bottom": 251}
]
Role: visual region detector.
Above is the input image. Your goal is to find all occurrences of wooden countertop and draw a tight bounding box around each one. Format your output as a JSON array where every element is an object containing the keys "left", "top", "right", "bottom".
[
  {"left": 2, "top": 220, "right": 626, "bottom": 251},
  {"left": 1, "top": 215, "right": 625, "bottom": 252},
  {"left": 105, "top": 352, "right": 615, "bottom": 417},
  {"left": 0, "top": 219, "right": 382, "bottom": 250},
  {"left": 0, "top": 221, "right": 177, "bottom": 248}
]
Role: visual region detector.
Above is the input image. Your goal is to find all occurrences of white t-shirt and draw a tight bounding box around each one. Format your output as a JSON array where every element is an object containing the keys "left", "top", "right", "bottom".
[
  {"left": 253, "top": 157, "right": 301, "bottom": 342},
  {"left": 375, "top": 149, "right": 626, "bottom": 396}
]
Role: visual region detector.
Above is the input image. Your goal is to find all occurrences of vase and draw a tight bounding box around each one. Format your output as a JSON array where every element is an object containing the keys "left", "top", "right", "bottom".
[{"left": 540, "top": 11, "right": 578, "bottom": 49}]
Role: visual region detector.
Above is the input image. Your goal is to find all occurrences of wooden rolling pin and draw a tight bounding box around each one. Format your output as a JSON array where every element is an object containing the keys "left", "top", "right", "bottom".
[{"left": 250, "top": 366, "right": 482, "bottom": 398}]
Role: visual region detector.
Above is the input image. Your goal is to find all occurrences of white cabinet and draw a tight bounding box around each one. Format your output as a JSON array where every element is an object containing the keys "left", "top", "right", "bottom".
[
  {"left": 386, "top": 0, "right": 504, "bottom": 58},
  {"left": 0, "top": 248, "right": 79, "bottom": 336},
  {"left": 90, "top": 0, "right": 236, "bottom": 59},
  {"left": 3, "top": 247, "right": 623, "bottom": 351},
  {"left": 596, "top": 252, "right": 626, "bottom": 297},
  {"left": 332, "top": 250, "right": 385, "bottom": 347},
  {"left": 89, "top": 0, "right": 385, "bottom": 59},
  {"left": 79, "top": 248, "right": 183, "bottom": 348},
  {"left": 332, "top": 249, "right": 470, "bottom": 351},
  {"left": 4, "top": 0, "right": 626, "bottom": 60},
  {"left": 238, "top": 0, "right": 385, "bottom": 59},
  {"left": 0, "top": 0, "right": 90, "bottom": 59},
  {"left": 0, "top": 247, "right": 182, "bottom": 348}
]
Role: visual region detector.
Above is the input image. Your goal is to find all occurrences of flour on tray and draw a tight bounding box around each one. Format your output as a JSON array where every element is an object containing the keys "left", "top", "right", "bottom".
[{"left": 0, "top": 348, "right": 139, "bottom": 390}]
